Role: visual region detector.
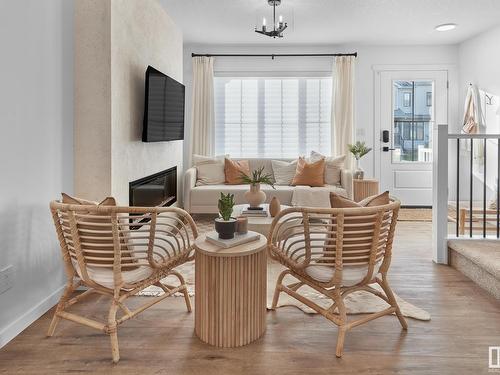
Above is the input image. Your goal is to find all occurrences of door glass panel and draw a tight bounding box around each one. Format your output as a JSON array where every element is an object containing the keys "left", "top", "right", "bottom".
[{"left": 392, "top": 80, "right": 433, "bottom": 163}]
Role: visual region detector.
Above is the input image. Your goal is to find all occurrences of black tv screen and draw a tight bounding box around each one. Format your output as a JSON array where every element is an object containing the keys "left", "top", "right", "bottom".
[{"left": 142, "top": 66, "right": 185, "bottom": 142}]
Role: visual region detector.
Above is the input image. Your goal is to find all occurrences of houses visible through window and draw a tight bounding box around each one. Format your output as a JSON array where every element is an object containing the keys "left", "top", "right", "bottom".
[
  {"left": 214, "top": 77, "right": 332, "bottom": 158},
  {"left": 426, "top": 91, "right": 432, "bottom": 107},
  {"left": 403, "top": 92, "right": 412, "bottom": 107}
]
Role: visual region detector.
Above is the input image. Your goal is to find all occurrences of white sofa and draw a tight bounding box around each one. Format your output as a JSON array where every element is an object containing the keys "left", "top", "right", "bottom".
[{"left": 183, "top": 158, "right": 353, "bottom": 214}]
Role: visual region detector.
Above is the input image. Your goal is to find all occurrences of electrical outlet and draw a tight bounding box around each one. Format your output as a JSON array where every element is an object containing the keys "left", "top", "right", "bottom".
[{"left": 0, "top": 265, "right": 14, "bottom": 295}]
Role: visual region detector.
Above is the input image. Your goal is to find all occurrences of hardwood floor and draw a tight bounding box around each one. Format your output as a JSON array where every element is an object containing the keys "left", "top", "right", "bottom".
[{"left": 1, "top": 222, "right": 499, "bottom": 374}]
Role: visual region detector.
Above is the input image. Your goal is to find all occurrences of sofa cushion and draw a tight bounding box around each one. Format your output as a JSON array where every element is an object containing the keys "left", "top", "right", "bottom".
[
  {"left": 225, "top": 158, "right": 250, "bottom": 184},
  {"left": 292, "top": 157, "right": 325, "bottom": 187},
  {"left": 193, "top": 154, "right": 226, "bottom": 186},
  {"left": 272, "top": 159, "right": 298, "bottom": 185},
  {"left": 190, "top": 184, "right": 294, "bottom": 207},
  {"left": 310, "top": 151, "right": 345, "bottom": 186}
]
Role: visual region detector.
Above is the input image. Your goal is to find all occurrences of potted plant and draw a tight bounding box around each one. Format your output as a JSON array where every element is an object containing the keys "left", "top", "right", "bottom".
[
  {"left": 348, "top": 141, "right": 372, "bottom": 180},
  {"left": 241, "top": 166, "right": 275, "bottom": 208},
  {"left": 215, "top": 192, "right": 237, "bottom": 239}
]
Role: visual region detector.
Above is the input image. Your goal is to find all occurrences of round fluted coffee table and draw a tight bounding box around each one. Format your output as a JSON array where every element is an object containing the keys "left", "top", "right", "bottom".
[{"left": 194, "top": 231, "right": 267, "bottom": 348}]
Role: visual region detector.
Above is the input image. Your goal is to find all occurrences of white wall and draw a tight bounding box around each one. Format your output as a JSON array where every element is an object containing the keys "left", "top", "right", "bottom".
[
  {"left": 183, "top": 43, "right": 459, "bottom": 178},
  {"left": 459, "top": 26, "right": 500, "bottom": 106},
  {"left": 458, "top": 26, "right": 500, "bottom": 202},
  {"left": 0, "top": 0, "right": 73, "bottom": 347},
  {"left": 75, "top": 0, "right": 184, "bottom": 204}
]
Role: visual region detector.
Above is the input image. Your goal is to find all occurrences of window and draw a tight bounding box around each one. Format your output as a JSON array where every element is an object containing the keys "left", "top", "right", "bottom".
[
  {"left": 426, "top": 91, "right": 432, "bottom": 107},
  {"left": 214, "top": 77, "right": 332, "bottom": 158},
  {"left": 403, "top": 92, "right": 411, "bottom": 107}
]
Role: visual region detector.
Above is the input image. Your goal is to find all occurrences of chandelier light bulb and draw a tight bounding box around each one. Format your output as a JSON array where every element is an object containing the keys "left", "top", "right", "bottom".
[{"left": 255, "top": 0, "right": 288, "bottom": 38}]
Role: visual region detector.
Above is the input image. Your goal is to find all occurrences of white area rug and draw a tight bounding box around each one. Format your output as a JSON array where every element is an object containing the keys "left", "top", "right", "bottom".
[
  {"left": 139, "top": 259, "right": 430, "bottom": 321},
  {"left": 139, "top": 214, "right": 430, "bottom": 321}
]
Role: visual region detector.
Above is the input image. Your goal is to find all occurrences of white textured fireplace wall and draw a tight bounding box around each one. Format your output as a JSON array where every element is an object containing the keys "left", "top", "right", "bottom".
[{"left": 75, "top": 0, "right": 183, "bottom": 204}]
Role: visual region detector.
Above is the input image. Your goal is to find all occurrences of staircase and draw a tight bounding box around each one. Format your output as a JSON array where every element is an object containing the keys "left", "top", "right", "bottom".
[{"left": 448, "top": 240, "right": 500, "bottom": 299}]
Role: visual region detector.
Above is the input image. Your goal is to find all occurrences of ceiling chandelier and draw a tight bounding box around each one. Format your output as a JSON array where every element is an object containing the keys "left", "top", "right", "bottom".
[{"left": 255, "top": 0, "right": 288, "bottom": 38}]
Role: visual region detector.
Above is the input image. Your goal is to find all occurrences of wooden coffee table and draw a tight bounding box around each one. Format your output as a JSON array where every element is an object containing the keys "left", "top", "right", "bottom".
[
  {"left": 231, "top": 204, "right": 290, "bottom": 236},
  {"left": 194, "top": 231, "right": 267, "bottom": 348}
]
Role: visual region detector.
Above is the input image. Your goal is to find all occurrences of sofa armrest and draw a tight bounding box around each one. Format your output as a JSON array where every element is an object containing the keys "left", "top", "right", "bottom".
[
  {"left": 183, "top": 167, "right": 197, "bottom": 212},
  {"left": 341, "top": 169, "right": 353, "bottom": 199}
]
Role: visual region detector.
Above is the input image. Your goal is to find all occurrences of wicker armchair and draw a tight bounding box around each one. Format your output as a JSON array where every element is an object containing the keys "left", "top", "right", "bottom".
[
  {"left": 48, "top": 201, "right": 198, "bottom": 363},
  {"left": 267, "top": 200, "right": 407, "bottom": 357}
]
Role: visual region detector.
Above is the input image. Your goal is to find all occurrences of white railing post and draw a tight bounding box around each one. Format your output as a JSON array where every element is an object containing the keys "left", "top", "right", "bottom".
[{"left": 432, "top": 123, "right": 449, "bottom": 264}]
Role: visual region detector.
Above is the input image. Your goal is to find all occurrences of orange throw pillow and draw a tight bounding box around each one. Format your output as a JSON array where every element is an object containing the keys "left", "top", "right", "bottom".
[
  {"left": 224, "top": 158, "right": 250, "bottom": 184},
  {"left": 291, "top": 157, "right": 325, "bottom": 187},
  {"left": 330, "top": 191, "right": 390, "bottom": 208}
]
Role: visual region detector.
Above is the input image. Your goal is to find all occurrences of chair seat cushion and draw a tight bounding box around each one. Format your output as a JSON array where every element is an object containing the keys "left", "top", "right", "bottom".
[
  {"left": 280, "top": 232, "right": 381, "bottom": 287},
  {"left": 72, "top": 259, "right": 153, "bottom": 289},
  {"left": 305, "top": 263, "right": 381, "bottom": 287}
]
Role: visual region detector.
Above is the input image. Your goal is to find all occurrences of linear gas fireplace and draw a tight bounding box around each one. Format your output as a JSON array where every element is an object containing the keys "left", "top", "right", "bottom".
[{"left": 129, "top": 166, "right": 177, "bottom": 207}]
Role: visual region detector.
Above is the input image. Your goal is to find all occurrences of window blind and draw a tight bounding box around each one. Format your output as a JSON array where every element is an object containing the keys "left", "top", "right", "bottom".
[{"left": 214, "top": 77, "right": 332, "bottom": 158}]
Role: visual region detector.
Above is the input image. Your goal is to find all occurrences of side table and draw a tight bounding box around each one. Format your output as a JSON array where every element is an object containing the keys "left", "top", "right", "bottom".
[
  {"left": 353, "top": 179, "right": 379, "bottom": 202},
  {"left": 194, "top": 231, "right": 267, "bottom": 348}
]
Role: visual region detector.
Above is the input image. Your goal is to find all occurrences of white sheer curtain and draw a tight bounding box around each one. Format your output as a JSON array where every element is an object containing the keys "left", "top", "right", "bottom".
[
  {"left": 331, "top": 56, "right": 355, "bottom": 169},
  {"left": 190, "top": 56, "right": 215, "bottom": 160}
]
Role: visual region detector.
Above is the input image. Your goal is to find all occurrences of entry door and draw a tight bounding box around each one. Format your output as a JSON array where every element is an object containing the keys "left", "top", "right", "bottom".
[{"left": 378, "top": 70, "right": 448, "bottom": 206}]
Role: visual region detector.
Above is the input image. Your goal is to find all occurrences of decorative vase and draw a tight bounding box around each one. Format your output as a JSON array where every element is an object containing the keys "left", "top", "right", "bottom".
[
  {"left": 214, "top": 217, "right": 237, "bottom": 239},
  {"left": 353, "top": 159, "right": 364, "bottom": 180},
  {"left": 269, "top": 197, "right": 281, "bottom": 217},
  {"left": 244, "top": 183, "right": 266, "bottom": 208}
]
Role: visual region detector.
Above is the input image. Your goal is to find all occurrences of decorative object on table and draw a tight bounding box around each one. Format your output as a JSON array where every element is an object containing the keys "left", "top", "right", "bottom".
[
  {"left": 205, "top": 230, "right": 260, "bottom": 248},
  {"left": 215, "top": 192, "right": 236, "bottom": 239},
  {"left": 269, "top": 196, "right": 281, "bottom": 217},
  {"left": 241, "top": 166, "right": 275, "bottom": 208},
  {"left": 236, "top": 216, "right": 248, "bottom": 234},
  {"left": 348, "top": 141, "right": 372, "bottom": 180},
  {"left": 242, "top": 205, "right": 269, "bottom": 217}
]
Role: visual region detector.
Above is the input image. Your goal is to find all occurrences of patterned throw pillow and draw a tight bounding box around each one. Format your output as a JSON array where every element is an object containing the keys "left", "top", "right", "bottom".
[
  {"left": 271, "top": 159, "right": 298, "bottom": 185},
  {"left": 193, "top": 154, "right": 226, "bottom": 186}
]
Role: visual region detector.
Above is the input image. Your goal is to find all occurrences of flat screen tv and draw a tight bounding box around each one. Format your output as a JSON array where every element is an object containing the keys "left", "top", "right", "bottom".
[{"left": 142, "top": 66, "right": 185, "bottom": 142}]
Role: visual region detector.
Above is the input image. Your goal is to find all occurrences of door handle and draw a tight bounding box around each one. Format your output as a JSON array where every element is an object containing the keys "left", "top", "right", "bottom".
[{"left": 382, "top": 146, "right": 396, "bottom": 152}]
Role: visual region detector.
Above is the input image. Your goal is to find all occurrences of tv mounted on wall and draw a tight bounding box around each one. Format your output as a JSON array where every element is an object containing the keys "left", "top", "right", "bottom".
[{"left": 142, "top": 66, "right": 185, "bottom": 142}]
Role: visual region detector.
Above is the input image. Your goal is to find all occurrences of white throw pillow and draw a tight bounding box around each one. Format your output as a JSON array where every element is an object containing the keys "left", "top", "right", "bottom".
[
  {"left": 271, "top": 160, "right": 298, "bottom": 185},
  {"left": 310, "top": 151, "right": 345, "bottom": 186},
  {"left": 193, "top": 154, "right": 227, "bottom": 186}
]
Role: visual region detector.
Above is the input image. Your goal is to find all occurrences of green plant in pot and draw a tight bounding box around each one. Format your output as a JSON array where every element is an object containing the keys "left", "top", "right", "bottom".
[
  {"left": 348, "top": 141, "right": 372, "bottom": 180},
  {"left": 215, "top": 192, "right": 236, "bottom": 239},
  {"left": 241, "top": 166, "right": 275, "bottom": 208}
]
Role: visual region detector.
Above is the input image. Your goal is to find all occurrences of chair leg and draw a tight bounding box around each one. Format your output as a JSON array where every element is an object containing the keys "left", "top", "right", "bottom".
[
  {"left": 335, "top": 326, "right": 347, "bottom": 358},
  {"left": 271, "top": 270, "right": 288, "bottom": 310},
  {"left": 378, "top": 275, "right": 408, "bottom": 330},
  {"left": 47, "top": 281, "right": 74, "bottom": 337},
  {"left": 333, "top": 290, "right": 348, "bottom": 358},
  {"left": 107, "top": 300, "right": 120, "bottom": 364},
  {"left": 168, "top": 270, "right": 192, "bottom": 312}
]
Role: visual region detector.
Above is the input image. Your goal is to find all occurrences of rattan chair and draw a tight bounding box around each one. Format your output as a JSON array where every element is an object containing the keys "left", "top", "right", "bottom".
[
  {"left": 267, "top": 200, "right": 407, "bottom": 357},
  {"left": 48, "top": 201, "right": 198, "bottom": 363}
]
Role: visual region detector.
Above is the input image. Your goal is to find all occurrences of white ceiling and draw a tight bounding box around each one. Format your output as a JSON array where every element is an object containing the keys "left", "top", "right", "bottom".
[{"left": 159, "top": 0, "right": 500, "bottom": 45}]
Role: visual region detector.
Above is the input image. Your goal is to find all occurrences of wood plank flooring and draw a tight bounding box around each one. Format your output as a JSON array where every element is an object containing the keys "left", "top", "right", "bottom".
[{"left": 0, "top": 222, "right": 499, "bottom": 374}]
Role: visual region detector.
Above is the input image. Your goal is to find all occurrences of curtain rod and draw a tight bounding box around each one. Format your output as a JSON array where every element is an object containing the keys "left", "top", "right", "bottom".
[{"left": 191, "top": 52, "right": 357, "bottom": 59}]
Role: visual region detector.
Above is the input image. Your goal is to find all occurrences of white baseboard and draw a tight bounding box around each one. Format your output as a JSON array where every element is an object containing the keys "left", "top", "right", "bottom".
[{"left": 0, "top": 285, "right": 65, "bottom": 348}]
